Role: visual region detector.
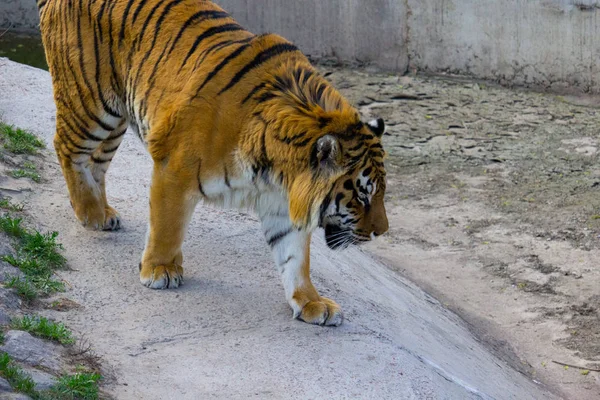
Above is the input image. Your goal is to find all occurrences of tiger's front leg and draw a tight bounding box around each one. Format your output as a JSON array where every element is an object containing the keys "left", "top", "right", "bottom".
[
  {"left": 140, "top": 161, "right": 199, "bottom": 289},
  {"left": 261, "top": 211, "right": 343, "bottom": 326}
]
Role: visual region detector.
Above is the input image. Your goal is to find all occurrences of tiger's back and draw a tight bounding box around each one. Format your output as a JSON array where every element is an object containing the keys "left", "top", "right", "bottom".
[{"left": 39, "top": 0, "right": 303, "bottom": 152}]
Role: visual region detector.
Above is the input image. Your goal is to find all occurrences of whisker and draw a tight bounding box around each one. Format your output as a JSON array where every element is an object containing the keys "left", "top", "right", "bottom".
[{"left": 327, "top": 230, "right": 352, "bottom": 239}]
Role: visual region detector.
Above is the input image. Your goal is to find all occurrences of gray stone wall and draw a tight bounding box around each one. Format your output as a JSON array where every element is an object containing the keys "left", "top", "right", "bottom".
[
  {"left": 0, "top": 0, "right": 40, "bottom": 32},
  {"left": 215, "top": 0, "right": 409, "bottom": 71},
  {"left": 406, "top": 0, "right": 600, "bottom": 93},
  {"left": 3, "top": 0, "right": 600, "bottom": 93}
]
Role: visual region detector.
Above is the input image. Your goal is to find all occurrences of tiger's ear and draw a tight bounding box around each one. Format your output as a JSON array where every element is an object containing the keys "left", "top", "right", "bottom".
[
  {"left": 367, "top": 118, "right": 385, "bottom": 137},
  {"left": 311, "top": 135, "right": 341, "bottom": 174}
]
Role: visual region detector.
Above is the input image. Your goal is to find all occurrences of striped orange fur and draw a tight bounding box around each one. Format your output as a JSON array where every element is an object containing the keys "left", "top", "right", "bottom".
[{"left": 38, "top": 0, "right": 389, "bottom": 326}]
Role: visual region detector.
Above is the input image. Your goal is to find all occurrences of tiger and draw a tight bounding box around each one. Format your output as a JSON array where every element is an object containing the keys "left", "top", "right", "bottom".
[{"left": 37, "top": 0, "right": 389, "bottom": 326}]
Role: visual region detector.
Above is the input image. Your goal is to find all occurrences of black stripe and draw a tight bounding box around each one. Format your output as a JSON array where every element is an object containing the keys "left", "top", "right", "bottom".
[
  {"left": 194, "top": 43, "right": 251, "bottom": 96},
  {"left": 179, "top": 24, "right": 243, "bottom": 71},
  {"left": 59, "top": 114, "right": 104, "bottom": 142},
  {"left": 138, "top": 39, "right": 173, "bottom": 121},
  {"left": 131, "top": 0, "right": 148, "bottom": 24},
  {"left": 79, "top": 7, "right": 119, "bottom": 119},
  {"left": 319, "top": 193, "right": 332, "bottom": 225},
  {"left": 192, "top": 36, "right": 254, "bottom": 72},
  {"left": 318, "top": 116, "right": 332, "bottom": 129},
  {"left": 56, "top": 123, "right": 97, "bottom": 152},
  {"left": 92, "top": 20, "right": 122, "bottom": 118},
  {"left": 58, "top": 144, "right": 90, "bottom": 157},
  {"left": 107, "top": 128, "right": 128, "bottom": 140},
  {"left": 131, "top": 33, "right": 172, "bottom": 116},
  {"left": 119, "top": 0, "right": 138, "bottom": 44},
  {"left": 197, "top": 161, "right": 206, "bottom": 197},
  {"left": 260, "top": 123, "right": 269, "bottom": 166},
  {"left": 255, "top": 91, "right": 277, "bottom": 104},
  {"left": 86, "top": 3, "right": 93, "bottom": 39},
  {"left": 168, "top": 10, "right": 230, "bottom": 56},
  {"left": 55, "top": 97, "right": 90, "bottom": 136},
  {"left": 348, "top": 142, "right": 365, "bottom": 152},
  {"left": 75, "top": 4, "right": 99, "bottom": 112},
  {"left": 149, "top": 0, "right": 186, "bottom": 52},
  {"left": 56, "top": 146, "right": 88, "bottom": 165},
  {"left": 274, "top": 74, "right": 294, "bottom": 91},
  {"left": 291, "top": 137, "right": 312, "bottom": 147},
  {"left": 219, "top": 43, "right": 299, "bottom": 95},
  {"left": 224, "top": 166, "right": 231, "bottom": 188},
  {"left": 102, "top": 144, "right": 121, "bottom": 154},
  {"left": 52, "top": 13, "right": 88, "bottom": 132},
  {"left": 107, "top": 0, "right": 121, "bottom": 93},
  {"left": 96, "top": 0, "right": 108, "bottom": 40},
  {"left": 91, "top": 155, "right": 112, "bottom": 164},
  {"left": 277, "top": 131, "right": 306, "bottom": 145},
  {"left": 241, "top": 82, "right": 267, "bottom": 104},
  {"left": 335, "top": 193, "right": 344, "bottom": 212},
  {"left": 66, "top": 111, "right": 101, "bottom": 141},
  {"left": 297, "top": 67, "right": 314, "bottom": 85},
  {"left": 282, "top": 255, "right": 295, "bottom": 266},
  {"left": 136, "top": 1, "right": 163, "bottom": 50},
  {"left": 267, "top": 228, "right": 293, "bottom": 247},
  {"left": 62, "top": 16, "right": 116, "bottom": 133},
  {"left": 136, "top": 0, "right": 184, "bottom": 78},
  {"left": 310, "top": 82, "right": 327, "bottom": 104}
]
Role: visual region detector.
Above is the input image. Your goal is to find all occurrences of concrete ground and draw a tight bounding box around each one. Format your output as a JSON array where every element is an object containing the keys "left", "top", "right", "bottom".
[
  {"left": 327, "top": 66, "right": 600, "bottom": 399},
  {"left": 0, "top": 58, "right": 559, "bottom": 399}
]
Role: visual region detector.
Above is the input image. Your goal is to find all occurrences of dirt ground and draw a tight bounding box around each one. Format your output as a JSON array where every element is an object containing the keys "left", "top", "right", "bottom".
[
  {"left": 318, "top": 65, "right": 600, "bottom": 398},
  {"left": 2, "top": 52, "right": 599, "bottom": 398},
  {"left": 2, "top": 58, "right": 561, "bottom": 400}
]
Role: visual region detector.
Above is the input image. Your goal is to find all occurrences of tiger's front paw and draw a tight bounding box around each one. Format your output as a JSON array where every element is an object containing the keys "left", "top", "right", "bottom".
[
  {"left": 102, "top": 206, "right": 121, "bottom": 231},
  {"left": 294, "top": 297, "right": 343, "bottom": 327},
  {"left": 139, "top": 263, "right": 183, "bottom": 289}
]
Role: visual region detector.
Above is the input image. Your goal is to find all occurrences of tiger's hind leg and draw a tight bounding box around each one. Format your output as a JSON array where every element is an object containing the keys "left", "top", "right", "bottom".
[
  {"left": 54, "top": 111, "right": 126, "bottom": 231},
  {"left": 90, "top": 122, "right": 128, "bottom": 230}
]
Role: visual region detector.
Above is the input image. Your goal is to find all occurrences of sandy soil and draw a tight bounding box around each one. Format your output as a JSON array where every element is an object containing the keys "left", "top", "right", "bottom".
[
  {"left": 0, "top": 57, "right": 590, "bottom": 399},
  {"left": 318, "top": 65, "right": 600, "bottom": 399}
]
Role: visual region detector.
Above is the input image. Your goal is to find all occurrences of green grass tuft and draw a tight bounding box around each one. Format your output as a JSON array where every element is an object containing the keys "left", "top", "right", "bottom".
[
  {"left": 5, "top": 277, "right": 38, "bottom": 301},
  {"left": 44, "top": 371, "right": 102, "bottom": 400},
  {"left": 10, "top": 315, "right": 74, "bottom": 345},
  {"left": 21, "top": 230, "right": 66, "bottom": 268},
  {"left": 0, "top": 197, "right": 24, "bottom": 212},
  {"left": 10, "top": 168, "right": 41, "bottom": 183},
  {"left": 0, "top": 352, "right": 37, "bottom": 397},
  {"left": 0, "top": 215, "right": 27, "bottom": 238},
  {"left": 0, "top": 122, "right": 45, "bottom": 155},
  {"left": 0, "top": 215, "right": 66, "bottom": 300}
]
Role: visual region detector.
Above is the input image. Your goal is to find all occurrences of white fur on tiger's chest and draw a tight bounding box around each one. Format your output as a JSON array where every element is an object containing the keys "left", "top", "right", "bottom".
[{"left": 200, "top": 173, "right": 289, "bottom": 219}]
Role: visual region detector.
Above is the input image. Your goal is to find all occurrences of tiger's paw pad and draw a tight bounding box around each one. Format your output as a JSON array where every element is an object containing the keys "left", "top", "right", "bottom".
[
  {"left": 295, "top": 297, "right": 343, "bottom": 327},
  {"left": 140, "top": 264, "right": 183, "bottom": 289},
  {"left": 103, "top": 206, "right": 121, "bottom": 231}
]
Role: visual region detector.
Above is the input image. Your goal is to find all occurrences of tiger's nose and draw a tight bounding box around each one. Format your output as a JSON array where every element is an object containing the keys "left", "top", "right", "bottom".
[
  {"left": 372, "top": 219, "right": 389, "bottom": 238},
  {"left": 370, "top": 231, "right": 384, "bottom": 240}
]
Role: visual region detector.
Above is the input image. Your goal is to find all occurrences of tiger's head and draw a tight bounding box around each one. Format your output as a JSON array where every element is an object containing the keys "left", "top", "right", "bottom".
[
  {"left": 255, "top": 60, "right": 389, "bottom": 245},
  {"left": 316, "top": 118, "right": 389, "bottom": 249}
]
